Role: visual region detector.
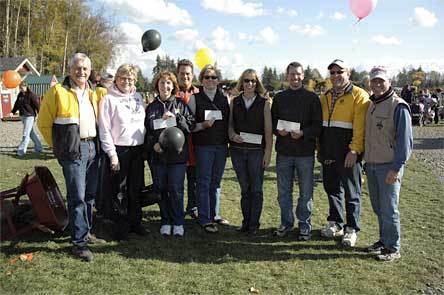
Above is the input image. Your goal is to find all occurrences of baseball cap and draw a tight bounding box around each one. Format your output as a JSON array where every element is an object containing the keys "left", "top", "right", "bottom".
[
  {"left": 328, "top": 59, "right": 348, "bottom": 70},
  {"left": 369, "top": 66, "right": 389, "bottom": 81}
]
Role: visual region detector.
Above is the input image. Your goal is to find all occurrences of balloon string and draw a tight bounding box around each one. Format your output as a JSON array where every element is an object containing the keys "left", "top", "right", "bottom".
[{"left": 353, "top": 18, "right": 362, "bottom": 27}]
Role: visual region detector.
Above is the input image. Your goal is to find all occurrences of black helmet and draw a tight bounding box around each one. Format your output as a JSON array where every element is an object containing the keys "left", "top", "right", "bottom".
[
  {"left": 141, "top": 29, "right": 161, "bottom": 52},
  {"left": 159, "top": 127, "right": 185, "bottom": 154}
]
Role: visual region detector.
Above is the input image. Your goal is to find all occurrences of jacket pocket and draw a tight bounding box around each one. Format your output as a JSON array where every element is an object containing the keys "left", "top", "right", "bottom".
[{"left": 52, "top": 123, "right": 80, "bottom": 160}]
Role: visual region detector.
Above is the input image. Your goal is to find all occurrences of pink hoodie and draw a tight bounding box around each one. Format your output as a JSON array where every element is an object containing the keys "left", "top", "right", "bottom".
[{"left": 98, "top": 84, "right": 146, "bottom": 157}]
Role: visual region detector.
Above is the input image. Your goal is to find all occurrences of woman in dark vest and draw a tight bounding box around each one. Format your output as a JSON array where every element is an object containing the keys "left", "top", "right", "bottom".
[
  {"left": 229, "top": 69, "right": 273, "bottom": 236},
  {"left": 187, "top": 65, "right": 229, "bottom": 233}
]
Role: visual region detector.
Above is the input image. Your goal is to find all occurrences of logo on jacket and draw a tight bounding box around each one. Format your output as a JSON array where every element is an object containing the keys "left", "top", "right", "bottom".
[{"left": 376, "top": 120, "right": 384, "bottom": 130}]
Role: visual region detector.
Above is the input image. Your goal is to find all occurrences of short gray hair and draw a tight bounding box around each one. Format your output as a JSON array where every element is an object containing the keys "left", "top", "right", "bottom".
[{"left": 68, "top": 53, "right": 91, "bottom": 69}]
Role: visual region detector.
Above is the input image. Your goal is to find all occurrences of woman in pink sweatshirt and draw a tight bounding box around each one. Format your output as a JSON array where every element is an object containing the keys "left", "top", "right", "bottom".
[{"left": 98, "top": 64, "right": 147, "bottom": 241}]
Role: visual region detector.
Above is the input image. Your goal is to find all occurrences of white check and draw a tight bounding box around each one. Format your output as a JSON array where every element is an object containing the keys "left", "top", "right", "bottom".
[
  {"left": 204, "top": 110, "right": 223, "bottom": 120},
  {"left": 153, "top": 117, "right": 177, "bottom": 130},
  {"left": 240, "top": 132, "right": 262, "bottom": 145},
  {"left": 277, "top": 119, "right": 300, "bottom": 132}
]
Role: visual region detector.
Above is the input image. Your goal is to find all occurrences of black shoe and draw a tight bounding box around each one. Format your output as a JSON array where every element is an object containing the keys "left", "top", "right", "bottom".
[
  {"left": 236, "top": 225, "right": 249, "bottom": 233},
  {"left": 72, "top": 245, "right": 93, "bottom": 262},
  {"left": 188, "top": 209, "right": 199, "bottom": 220},
  {"left": 365, "top": 241, "right": 384, "bottom": 254},
  {"left": 87, "top": 233, "right": 107, "bottom": 244},
  {"left": 130, "top": 225, "right": 150, "bottom": 236},
  {"left": 247, "top": 228, "right": 258, "bottom": 237}
]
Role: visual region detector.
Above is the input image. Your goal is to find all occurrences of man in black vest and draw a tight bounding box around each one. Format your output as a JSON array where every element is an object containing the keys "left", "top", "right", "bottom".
[{"left": 271, "top": 62, "right": 322, "bottom": 240}]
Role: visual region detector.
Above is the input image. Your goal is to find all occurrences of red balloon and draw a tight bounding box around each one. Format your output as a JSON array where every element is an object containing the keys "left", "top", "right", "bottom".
[{"left": 2, "top": 70, "right": 21, "bottom": 89}]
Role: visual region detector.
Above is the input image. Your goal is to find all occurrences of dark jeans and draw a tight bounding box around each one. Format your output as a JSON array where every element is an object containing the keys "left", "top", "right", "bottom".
[
  {"left": 153, "top": 162, "right": 187, "bottom": 226},
  {"left": 322, "top": 161, "right": 362, "bottom": 232},
  {"left": 58, "top": 140, "right": 98, "bottom": 246},
  {"left": 109, "top": 145, "right": 144, "bottom": 236},
  {"left": 230, "top": 148, "right": 264, "bottom": 230},
  {"left": 195, "top": 145, "right": 228, "bottom": 225},
  {"left": 185, "top": 165, "right": 197, "bottom": 212}
]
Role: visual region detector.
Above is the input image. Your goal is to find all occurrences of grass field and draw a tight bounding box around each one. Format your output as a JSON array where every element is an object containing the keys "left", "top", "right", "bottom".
[{"left": 0, "top": 148, "right": 443, "bottom": 294}]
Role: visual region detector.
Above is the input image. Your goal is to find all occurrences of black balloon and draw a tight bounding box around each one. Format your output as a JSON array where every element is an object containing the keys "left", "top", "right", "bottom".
[
  {"left": 141, "top": 29, "right": 161, "bottom": 52},
  {"left": 159, "top": 127, "right": 185, "bottom": 154}
]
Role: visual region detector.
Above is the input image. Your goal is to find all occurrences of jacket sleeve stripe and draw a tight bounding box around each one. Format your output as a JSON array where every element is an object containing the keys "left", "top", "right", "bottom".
[{"left": 322, "top": 120, "right": 352, "bottom": 129}]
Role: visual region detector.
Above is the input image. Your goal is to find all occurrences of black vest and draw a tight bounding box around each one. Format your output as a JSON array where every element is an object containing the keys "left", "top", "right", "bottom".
[
  {"left": 192, "top": 88, "right": 229, "bottom": 146},
  {"left": 231, "top": 94, "right": 266, "bottom": 149}
]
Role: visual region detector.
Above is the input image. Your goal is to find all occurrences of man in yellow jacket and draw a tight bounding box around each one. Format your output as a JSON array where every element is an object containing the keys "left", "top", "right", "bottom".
[
  {"left": 318, "top": 59, "right": 370, "bottom": 248},
  {"left": 38, "top": 53, "right": 103, "bottom": 262}
]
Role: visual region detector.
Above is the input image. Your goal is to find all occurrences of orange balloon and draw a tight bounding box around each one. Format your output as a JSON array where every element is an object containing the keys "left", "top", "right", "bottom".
[{"left": 2, "top": 70, "right": 21, "bottom": 89}]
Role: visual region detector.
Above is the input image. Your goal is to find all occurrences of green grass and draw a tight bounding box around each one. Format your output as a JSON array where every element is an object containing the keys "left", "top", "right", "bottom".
[{"left": 0, "top": 148, "right": 443, "bottom": 295}]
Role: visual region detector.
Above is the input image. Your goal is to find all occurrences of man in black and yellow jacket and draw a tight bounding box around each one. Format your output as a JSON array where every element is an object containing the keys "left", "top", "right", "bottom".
[
  {"left": 38, "top": 53, "right": 103, "bottom": 262},
  {"left": 318, "top": 59, "right": 370, "bottom": 248}
]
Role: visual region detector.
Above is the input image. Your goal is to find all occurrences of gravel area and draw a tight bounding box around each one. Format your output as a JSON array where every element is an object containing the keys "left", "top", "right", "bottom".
[{"left": 1, "top": 120, "right": 443, "bottom": 182}]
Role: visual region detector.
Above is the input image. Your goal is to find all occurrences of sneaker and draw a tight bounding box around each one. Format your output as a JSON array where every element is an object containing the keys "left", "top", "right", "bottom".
[
  {"left": 160, "top": 225, "right": 172, "bottom": 236},
  {"left": 86, "top": 233, "right": 107, "bottom": 244},
  {"left": 342, "top": 227, "right": 358, "bottom": 247},
  {"left": 297, "top": 228, "right": 312, "bottom": 241},
  {"left": 188, "top": 208, "right": 199, "bottom": 219},
  {"left": 72, "top": 245, "right": 93, "bottom": 262},
  {"left": 214, "top": 218, "right": 230, "bottom": 226},
  {"left": 365, "top": 241, "right": 384, "bottom": 254},
  {"left": 376, "top": 250, "right": 401, "bottom": 262},
  {"left": 273, "top": 225, "right": 292, "bottom": 237},
  {"left": 173, "top": 225, "right": 184, "bottom": 237},
  {"left": 202, "top": 223, "right": 218, "bottom": 233},
  {"left": 320, "top": 221, "right": 344, "bottom": 238}
]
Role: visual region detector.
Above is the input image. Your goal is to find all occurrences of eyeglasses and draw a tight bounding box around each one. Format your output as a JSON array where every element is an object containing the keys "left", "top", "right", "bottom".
[
  {"left": 118, "top": 77, "right": 135, "bottom": 82},
  {"left": 243, "top": 79, "right": 257, "bottom": 84},
  {"left": 329, "top": 70, "right": 345, "bottom": 75},
  {"left": 203, "top": 76, "right": 218, "bottom": 80}
]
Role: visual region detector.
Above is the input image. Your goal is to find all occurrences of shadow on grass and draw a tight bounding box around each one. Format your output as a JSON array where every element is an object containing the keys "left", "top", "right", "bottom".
[
  {"left": 0, "top": 219, "right": 372, "bottom": 263},
  {"left": 0, "top": 148, "right": 55, "bottom": 160}
]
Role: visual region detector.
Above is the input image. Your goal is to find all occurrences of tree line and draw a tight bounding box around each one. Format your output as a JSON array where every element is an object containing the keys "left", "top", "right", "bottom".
[{"left": 1, "top": 0, "right": 119, "bottom": 76}]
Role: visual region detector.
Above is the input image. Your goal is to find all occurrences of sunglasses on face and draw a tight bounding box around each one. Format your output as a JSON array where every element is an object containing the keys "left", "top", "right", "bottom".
[
  {"left": 243, "top": 79, "right": 257, "bottom": 84},
  {"left": 329, "top": 70, "right": 345, "bottom": 75},
  {"left": 203, "top": 75, "right": 218, "bottom": 80}
]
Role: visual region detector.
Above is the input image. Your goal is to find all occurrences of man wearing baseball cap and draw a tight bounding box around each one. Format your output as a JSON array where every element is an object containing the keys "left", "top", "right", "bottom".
[
  {"left": 318, "top": 59, "right": 370, "bottom": 247},
  {"left": 364, "top": 66, "right": 413, "bottom": 262}
]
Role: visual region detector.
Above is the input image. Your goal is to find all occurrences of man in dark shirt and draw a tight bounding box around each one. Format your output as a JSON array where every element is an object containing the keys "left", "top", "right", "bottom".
[{"left": 271, "top": 62, "right": 322, "bottom": 240}]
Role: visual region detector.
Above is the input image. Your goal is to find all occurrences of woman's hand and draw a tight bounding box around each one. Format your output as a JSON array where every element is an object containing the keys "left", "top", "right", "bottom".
[
  {"left": 154, "top": 143, "right": 163, "bottom": 154},
  {"left": 232, "top": 134, "right": 244, "bottom": 143},
  {"left": 202, "top": 118, "right": 215, "bottom": 129},
  {"left": 162, "top": 111, "right": 175, "bottom": 120},
  {"left": 110, "top": 155, "right": 120, "bottom": 172}
]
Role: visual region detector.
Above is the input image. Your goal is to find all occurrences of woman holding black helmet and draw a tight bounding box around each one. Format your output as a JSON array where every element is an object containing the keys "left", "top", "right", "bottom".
[{"left": 144, "top": 71, "right": 195, "bottom": 237}]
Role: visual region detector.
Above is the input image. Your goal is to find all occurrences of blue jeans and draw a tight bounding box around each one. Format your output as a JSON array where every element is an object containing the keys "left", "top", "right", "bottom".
[
  {"left": 276, "top": 154, "right": 314, "bottom": 232},
  {"left": 322, "top": 161, "right": 362, "bottom": 231},
  {"left": 231, "top": 148, "right": 264, "bottom": 230},
  {"left": 18, "top": 116, "right": 42, "bottom": 155},
  {"left": 366, "top": 163, "right": 404, "bottom": 253},
  {"left": 58, "top": 140, "right": 98, "bottom": 246},
  {"left": 153, "top": 162, "right": 187, "bottom": 226},
  {"left": 195, "top": 145, "right": 227, "bottom": 225}
]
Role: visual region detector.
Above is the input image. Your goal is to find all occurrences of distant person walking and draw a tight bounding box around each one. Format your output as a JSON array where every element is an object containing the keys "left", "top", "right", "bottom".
[{"left": 10, "top": 81, "right": 43, "bottom": 156}]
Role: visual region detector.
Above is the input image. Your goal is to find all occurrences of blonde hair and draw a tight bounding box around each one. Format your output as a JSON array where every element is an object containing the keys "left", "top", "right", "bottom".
[
  {"left": 153, "top": 71, "right": 179, "bottom": 96},
  {"left": 235, "top": 68, "right": 266, "bottom": 96},
  {"left": 198, "top": 64, "right": 220, "bottom": 82},
  {"left": 115, "top": 64, "right": 139, "bottom": 81}
]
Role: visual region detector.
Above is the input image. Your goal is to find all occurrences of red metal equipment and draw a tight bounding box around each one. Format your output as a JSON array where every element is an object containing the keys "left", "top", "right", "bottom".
[{"left": 0, "top": 166, "right": 68, "bottom": 240}]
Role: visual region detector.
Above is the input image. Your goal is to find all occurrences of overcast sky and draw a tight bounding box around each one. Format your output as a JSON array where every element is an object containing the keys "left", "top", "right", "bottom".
[{"left": 88, "top": 0, "right": 443, "bottom": 79}]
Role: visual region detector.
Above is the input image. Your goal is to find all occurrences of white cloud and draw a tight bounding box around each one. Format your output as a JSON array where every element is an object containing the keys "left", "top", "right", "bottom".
[
  {"left": 276, "top": 6, "right": 298, "bottom": 17},
  {"left": 102, "top": 0, "right": 192, "bottom": 26},
  {"left": 289, "top": 24, "right": 326, "bottom": 37},
  {"left": 238, "top": 27, "right": 278, "bottom": 45},
  {"left": 212, "top": 26, "right": 235, "bottom": 50},
  {"left": 371, "top": 35, "right": 402, "bottom": 45},
  {"left": 410, "top": 7, "right": 438, "bottom": 28},
  {"left": 330, "top": 12, "right": 346, "bottom": 21},
  {"left": 174, "top": 29, "right": 199, "bottom": 42},
  {"left": 217, "top": 52, "right": 248, "bottom": 79},
  {"left": 118, "top": 22, "right": 144, "bottom": 44},
  {"left": 201, "top": 0, "right": 265, "bottom": 17},
  {"left": 258, "top": 27, "right": 279, "bottom": 45}
]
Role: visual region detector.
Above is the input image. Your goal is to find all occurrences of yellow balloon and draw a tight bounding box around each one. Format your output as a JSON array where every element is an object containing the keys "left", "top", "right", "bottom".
[{"left": 195, "top": 48, "right": 215, "bottom": 69}]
